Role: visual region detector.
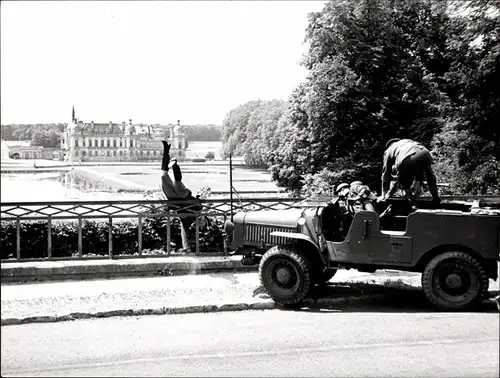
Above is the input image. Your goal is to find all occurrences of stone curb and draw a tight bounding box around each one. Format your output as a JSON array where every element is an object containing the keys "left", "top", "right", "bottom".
[
  {"left": 1, "top": 294, "right": 395, "bottom": 327},
  {"left": 1, "top": 259, "right": 258, "bottom": 283},
  {"left": 3, "top": 288, "right": 498, "bottom": 326}
]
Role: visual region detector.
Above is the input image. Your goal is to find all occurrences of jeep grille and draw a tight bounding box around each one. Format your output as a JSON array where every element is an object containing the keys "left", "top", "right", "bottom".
[{"left": 244, "top": 225, "right": 295, "bottom": 246}]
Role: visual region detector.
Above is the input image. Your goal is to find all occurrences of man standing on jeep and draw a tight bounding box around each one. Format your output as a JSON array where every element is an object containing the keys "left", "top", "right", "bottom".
[{"left": 378, "top": 138, "right": 441, "bottom": 206}]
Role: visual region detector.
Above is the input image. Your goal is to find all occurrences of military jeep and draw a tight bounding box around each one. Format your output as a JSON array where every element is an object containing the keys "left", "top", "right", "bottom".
[{"left": 224, "top": 197, "right": 500, "bottom": 311}]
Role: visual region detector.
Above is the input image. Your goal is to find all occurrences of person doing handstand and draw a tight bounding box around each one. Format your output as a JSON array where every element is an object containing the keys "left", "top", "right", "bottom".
[{"left": 161, "top": 141, "right": 200, "bottom": 252}]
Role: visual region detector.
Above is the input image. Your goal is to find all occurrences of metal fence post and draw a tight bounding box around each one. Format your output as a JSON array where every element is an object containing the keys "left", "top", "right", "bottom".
[
  {"left": 195, "top": 216, "right": 200, "bottom": 256},
  {"left": 47, "top": 217, "right": 52, "bottom": 259},
  {"left": 78, "top": 218, "right": 83, "bottom": 258},
  {"left": 108, "top": 217, "right": 113, "bottom": 259},
  {"left": 138, "top": 215, "right": 143, "bottom": 256},
  {"left": 223, "top": 214, "right": 227, "bottom": 256},
  {"left": 16, "top": 219, "right": 21, "bottom": 260},
  {"left": 166, "top": 214, "right": 171, "bottom": 256}
]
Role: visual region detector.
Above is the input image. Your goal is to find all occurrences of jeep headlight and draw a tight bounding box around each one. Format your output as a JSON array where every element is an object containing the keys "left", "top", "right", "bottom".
[{"left": 297, "top": 217, "right": 306, "bottom": 226}]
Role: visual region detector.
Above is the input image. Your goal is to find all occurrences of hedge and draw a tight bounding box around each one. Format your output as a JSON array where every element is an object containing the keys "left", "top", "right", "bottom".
[{"left": 0, "top": 215, "right": 225, "bottom": 260}]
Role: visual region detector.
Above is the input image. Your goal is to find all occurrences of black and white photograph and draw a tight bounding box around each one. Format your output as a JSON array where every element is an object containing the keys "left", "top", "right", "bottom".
[{"left": 1, "top": 0, "right": 499, "bottom": 376}]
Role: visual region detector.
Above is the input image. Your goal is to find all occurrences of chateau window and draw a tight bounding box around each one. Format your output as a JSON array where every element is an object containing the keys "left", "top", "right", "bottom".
[
  {"left": 113, "top": 151, "right": 117, "bottom": 156},
  {"left": 140, "top": 151, "right": 144, "bottom": 156},
  {"left": 119, "top": 151, "right": 123, "bottom": 156},
  {"left": 113, "top": 140, "right": 117, "bottom": 148},
  {"left": 75, "top": 140, "right": 79, "bottom": 147},
  {"left": 107, "top": 140, "right": 111, "bottom": 148},
  {"left": 147, "top": 151, "right": 150, "bottom": 156},
  {"left": 107, "top": 150, "right": 111, "bottom": 157},
  {"left": 119, "top": 139, "right": 123, "bottom": 147},
  {"left": 130, "top": 140, "right": 133, "bottom": 148},
  {"left": 82, "top": 151, "right": 87, "bottom": 157},
  {"left": 75, "top": 151, "right": 79, "bottom": 157},
  {"left": 100, "top": 140, "right": 104, "bottom": 147}
]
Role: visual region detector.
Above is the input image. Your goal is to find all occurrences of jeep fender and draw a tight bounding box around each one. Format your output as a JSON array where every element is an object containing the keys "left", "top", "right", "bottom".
[{"left": 270, "top": 231, "right": 327, "bottom": 265}]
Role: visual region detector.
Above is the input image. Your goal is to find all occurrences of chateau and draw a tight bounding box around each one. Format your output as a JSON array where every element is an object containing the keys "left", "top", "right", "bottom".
[{"left": 61, "top": 107, "right": 187, "bottom": 163}]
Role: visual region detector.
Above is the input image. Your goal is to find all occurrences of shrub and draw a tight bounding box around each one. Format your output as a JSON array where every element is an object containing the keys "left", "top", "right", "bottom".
[{"left": 0, "top": 215, "right": 225, "bottom": 260}]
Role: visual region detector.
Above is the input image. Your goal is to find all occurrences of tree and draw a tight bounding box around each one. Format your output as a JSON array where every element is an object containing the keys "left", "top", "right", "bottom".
[
  {"left": 183, "top": 125, "right": 222, "bottom": 141},
  {"left": 221, "top": 99, "right": 288, "bottom": 166},
  {"left": 269, "top": 0, "right": 450, "bottom": 195},
  {"left": 431, "top": 0, "right": 500, "bottom": 194},
  {"left": 1, "top": 123, "right": 65, "bottom": 146}
]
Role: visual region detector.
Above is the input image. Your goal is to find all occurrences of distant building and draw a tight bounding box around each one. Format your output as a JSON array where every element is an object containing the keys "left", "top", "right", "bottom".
[
  {"left": 61, "top": 107, "right": 187, "bottom": 163},
  {"left": 2, "top": 140, "right": 43, "bottom": 160}
]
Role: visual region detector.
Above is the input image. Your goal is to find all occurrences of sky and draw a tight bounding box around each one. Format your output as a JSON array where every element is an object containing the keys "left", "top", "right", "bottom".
[{"left": 1, "top": 0, "right": 327, "bottom": 126}]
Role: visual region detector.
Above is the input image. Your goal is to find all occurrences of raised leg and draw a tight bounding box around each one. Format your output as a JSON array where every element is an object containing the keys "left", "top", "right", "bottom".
[
  {"left": 161, "top": 141, "right": 170, "bottom": 171},
  {"left": 172, "top": 160, "right": 182, "bottom": 181}
]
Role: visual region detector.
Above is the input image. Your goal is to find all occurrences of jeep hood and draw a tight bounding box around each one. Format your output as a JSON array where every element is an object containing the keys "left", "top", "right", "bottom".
[{"left": 236, "top": 208, "right": 305, "bottom": 228}]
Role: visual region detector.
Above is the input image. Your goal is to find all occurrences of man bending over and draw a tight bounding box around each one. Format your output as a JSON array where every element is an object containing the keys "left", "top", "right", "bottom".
[{"left": 379, "top": 138, "right": 440, "bottom": 206}]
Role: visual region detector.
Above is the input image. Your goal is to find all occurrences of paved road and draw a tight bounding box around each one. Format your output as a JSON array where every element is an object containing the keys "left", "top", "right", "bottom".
[
  {"left": 2, "top": 308, "right": 498, "bottom": 377},
  {"left": 0, "top": 270, "right": 435, "bottom": 320}
]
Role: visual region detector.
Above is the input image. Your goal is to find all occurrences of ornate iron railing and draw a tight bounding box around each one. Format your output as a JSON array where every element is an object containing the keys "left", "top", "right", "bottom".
[
  {"left": 0, "top": 198, "right": 304, "bottom": 262},
  {"left": 4, "top": 194, "right": 496, "bottom": 262}
]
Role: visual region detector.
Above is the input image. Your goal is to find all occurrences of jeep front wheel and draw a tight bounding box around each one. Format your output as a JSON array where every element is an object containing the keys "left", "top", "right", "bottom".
[
  {"left": 422, "top": 251, "right": 489, "bottom": 311},
  {"left": 259, "top": 246, "right": 312, "bottom": 306}
]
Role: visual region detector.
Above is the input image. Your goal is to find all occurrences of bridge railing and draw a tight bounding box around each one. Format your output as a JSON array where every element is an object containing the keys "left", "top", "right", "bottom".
[{"left": 0, "top": 198, "right": 304, "bottom": 262}]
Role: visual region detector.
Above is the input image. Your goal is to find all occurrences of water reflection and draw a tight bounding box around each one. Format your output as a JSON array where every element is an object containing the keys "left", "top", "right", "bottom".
[
  {"left": 1, "top": 171, "right": 145, "bottom": 202},
  {"left": 49, "top": 170, "right": 117, "bottom": 193}
]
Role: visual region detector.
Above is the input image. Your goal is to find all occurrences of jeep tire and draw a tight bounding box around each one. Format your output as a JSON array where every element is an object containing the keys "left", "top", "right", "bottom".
[
  {"left": 422, "top": 251, "right": 489, "bottom": 311},
  {"left": 259, "top": 245, "right": 312, "bottom": 306}
]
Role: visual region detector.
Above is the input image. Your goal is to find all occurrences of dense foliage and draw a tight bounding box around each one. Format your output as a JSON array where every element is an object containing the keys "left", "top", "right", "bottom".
[
  {"left": 430, "top": 0, "right": 500, "bottom": 194},
  {"left": 184, "top": 125, "right": 222, "bottom": 141},
  {"left": 221, "top": 0, "right": 499, "bottom": 196},
  {"left": 221, "top": 99, "right": 289, "bottom": 166},
  {"left": 1, "top": 124, "right": 65, "bottom": 148}
]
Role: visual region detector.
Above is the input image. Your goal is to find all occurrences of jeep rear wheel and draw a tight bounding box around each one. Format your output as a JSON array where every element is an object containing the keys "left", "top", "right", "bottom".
[
  {"left": 422, "top": 251, "right": 489, "bottom": 311},
  {"left": 259, "top": 246, "right": 312, "bottom": 306}
]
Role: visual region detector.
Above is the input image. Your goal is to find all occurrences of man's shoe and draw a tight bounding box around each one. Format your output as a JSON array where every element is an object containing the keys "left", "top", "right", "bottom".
[{"left": 168, "top": 157, "right": 178, "bottom": 169}]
